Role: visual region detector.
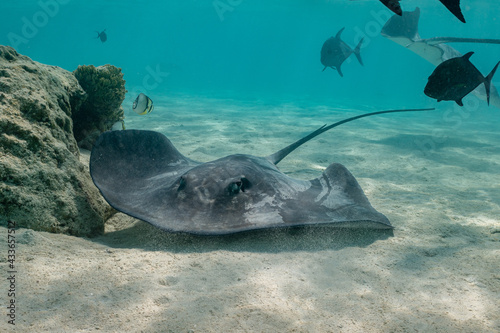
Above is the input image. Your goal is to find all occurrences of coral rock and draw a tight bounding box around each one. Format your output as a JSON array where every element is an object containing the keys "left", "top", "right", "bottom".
[
  {"left": 0, "top": 46, "right": 111, "bottom": 236},
  {"left": 73, "top": 64, "right": 126, "bottom": 149}
]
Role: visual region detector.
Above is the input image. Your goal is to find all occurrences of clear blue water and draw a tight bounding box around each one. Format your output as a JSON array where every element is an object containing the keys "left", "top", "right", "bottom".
[
  {"left": 2, "top": 2, "right": 500, "bottom": 331},
  {"left": 2, "top": 0, "right": 500, "bottom": 110}
]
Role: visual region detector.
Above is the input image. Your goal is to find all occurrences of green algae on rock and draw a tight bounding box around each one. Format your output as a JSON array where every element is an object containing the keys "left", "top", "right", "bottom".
[{"left": 73, "top": 64, "right": 126, "bottom": 149}]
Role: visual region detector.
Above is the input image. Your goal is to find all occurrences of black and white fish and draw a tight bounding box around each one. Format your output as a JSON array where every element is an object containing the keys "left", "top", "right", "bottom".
[
  {"left": 424, "top": 52, "right": 500, "bottom": 106},
  {"left": 320, "top": 28, "right": 363, "bottom": 77},
  {"left": 133, "top": 93, "right": 154, "bottom": 115}
]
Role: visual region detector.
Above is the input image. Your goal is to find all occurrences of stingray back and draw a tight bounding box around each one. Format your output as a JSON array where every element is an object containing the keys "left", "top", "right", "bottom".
[{"left": 90, "top": 130, "right": 392, "bottom": 235}]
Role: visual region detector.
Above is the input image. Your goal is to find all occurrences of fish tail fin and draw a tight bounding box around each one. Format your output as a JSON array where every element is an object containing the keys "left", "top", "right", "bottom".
[
  {"left": 485, "top": 61, "right": 500, "bottom": 105},
  {"left": 337, "top": 66, "right": 344, "bottom": 77},
  {"left": 438, "top": 0, "right": 465, "bottom": 23},
  {"left": 354, "top": 38, "right": 364, "bottom": 66}
]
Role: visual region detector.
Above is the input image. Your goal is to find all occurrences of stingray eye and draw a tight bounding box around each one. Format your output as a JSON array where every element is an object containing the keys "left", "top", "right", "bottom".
[
  {"left": 240, "top": 177, "right": 251, "bottom": 192},
  {"left": 177, "top": 176, "right": 186, "bottom": 191},
  {"left": 227, "top": 177, "right": 251, "bottom": 195}
]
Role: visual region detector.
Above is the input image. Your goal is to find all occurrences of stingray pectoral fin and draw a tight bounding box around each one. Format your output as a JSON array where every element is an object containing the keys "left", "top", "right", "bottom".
[
  {"left": 455, "top": 99, "right": 464, "bottom": 106},
  {"left": 404, "top": 41, "right": 445, "bottom": 66},
  {"left": 90, "top": 130, "right": 200, "bottom": 230},
  {"left": 302, "top": 162, "right": 392, "bottom": 228}
]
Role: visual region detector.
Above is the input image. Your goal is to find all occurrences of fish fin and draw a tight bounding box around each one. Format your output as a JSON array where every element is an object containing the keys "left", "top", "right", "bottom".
[
  {"left": 337, "top": 66, "right": 344, "bottom": 77},
  {"left": 380, "top": 0, "right": 402, "bottom": 16},
  {"left": 354, "top": 38, "right": 364, "bottom": 66},
  {"left": 322, "top": 66, "right": 327, "bottom": 72},
  {"left": 462, "top": 51, "right": 474, "bottom": 61},
  {"left": 456, "top": 99, "right": 464, "bottom": 106},
  {"left": 484, "top": 61, "right": 500, "bottom": 106},
  {"left": 335, "top": 27, "right": 345, "bottom": 40},
  {"left": 438, "top": 0, "right": 465, "bottom": 23}
]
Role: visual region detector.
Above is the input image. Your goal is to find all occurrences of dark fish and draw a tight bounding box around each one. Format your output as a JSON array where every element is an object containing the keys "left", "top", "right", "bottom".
[
  {"left": 424, "top": 52, "right": 500, "bottom": 106},
  {"left": 381, "top": 8, "right": 500, "bottom": 108},
  {"left": 380, "top": 0, "right": 402, "bottom": 16},
  {"left": 320, "top": 28, "right": 363, "bottom": 77},
  {"left": 96, "top": 29, "right": 107, "bottom": 43},
  {"left": 378, "top": 0, "right": 465, "bottom": 23}
]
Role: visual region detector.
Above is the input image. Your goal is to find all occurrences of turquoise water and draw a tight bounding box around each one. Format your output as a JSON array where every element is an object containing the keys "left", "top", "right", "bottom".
[
  {"left": 2, "top": 0, "right": 500, "bottom": 109},
  {"left": 2, "top": 2, "right": 500, "bottom": 332}
]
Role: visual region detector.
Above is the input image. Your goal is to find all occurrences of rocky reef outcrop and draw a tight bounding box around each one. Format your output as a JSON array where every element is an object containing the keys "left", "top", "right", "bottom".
[
  {"left": 0, "top": 45, "right": 111, "bottom": 236},
  {"left": 73, "top": 64, "right": 126, "bottom": 149}
]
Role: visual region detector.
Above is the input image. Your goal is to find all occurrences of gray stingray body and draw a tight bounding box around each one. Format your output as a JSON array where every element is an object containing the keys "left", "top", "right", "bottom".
[
  {"left": 90, "top": 109, "right": 432, "bottom": 235},
  {"left": 381, "top": 8, "right": 500, "bottom": 108},
  {"left": 320, "top": 28, "right": 363, "bottom": 77}
]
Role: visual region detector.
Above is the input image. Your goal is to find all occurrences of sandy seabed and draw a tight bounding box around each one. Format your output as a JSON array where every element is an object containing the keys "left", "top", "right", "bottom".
[{"left": 1, "top": 95, "right": 499, "bottom": 332}]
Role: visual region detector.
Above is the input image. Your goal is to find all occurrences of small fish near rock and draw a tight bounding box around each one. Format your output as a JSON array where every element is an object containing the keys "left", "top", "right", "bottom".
[
  {"left": 132, "top": 93, "right": 154, "bottom": 115},
  {"left": 424, "top": 52, "right": 500, "bottom": 106},
  {"left": 320, "top": 27, "right": 363, "bottom": 77},
  {"left": 96, "top": 29, "right": 107, "bottom": 43}
]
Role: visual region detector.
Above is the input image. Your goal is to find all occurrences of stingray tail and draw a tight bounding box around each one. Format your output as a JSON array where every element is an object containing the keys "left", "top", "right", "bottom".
[
  {"left": 354, "top": 38, "right": 364, "bottom": 66},
  {"left": 484, "top": 61, "right": 500, "bottom": 106},
  {"left": 266, "top": 108, "right": 434, "bottom": 165}
]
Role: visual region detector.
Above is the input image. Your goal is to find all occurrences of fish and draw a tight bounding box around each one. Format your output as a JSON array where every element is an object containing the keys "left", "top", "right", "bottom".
[
  {"left": 424, "top": 52, "right": 500, "bottom": 106},
  {"left": 381, "top": 7, "right": 500, "bottom": 108},
  {"left": 378, "top": 0, "right": 465, "bottom": 23},
  {"left": 320, "top": 27, "right": 363, "bottom": 77},
  {"left": 132, "top": 93, "right": 154, "bottom": 115},
  {"left": 90, "top": 108, "right": 433, "bottom": 235},
  {"left": 379, "top": 0, "right": 402, "bottom": 16},
  {"left": 96, "top": 29, "right": 107, "bottom": 43}
]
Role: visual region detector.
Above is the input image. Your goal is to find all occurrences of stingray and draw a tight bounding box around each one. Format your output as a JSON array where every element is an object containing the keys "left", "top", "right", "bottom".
[
  {"left": 381, "top": 7, "right": 500, "bottom": 108},
  {"left": 377, "top": 0, "right": 465, "bottom": 23},
  {"left": 320, "top": 27, "right": 363, "bottom": 77},
  {"left": 90, "top": 108, "right": 432, "bottom": 235}
]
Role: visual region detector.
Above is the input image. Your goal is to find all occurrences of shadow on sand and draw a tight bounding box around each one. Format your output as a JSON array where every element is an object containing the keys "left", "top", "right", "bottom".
[{"left": 93, "top": 217, "right": 394, "bottom": 253}]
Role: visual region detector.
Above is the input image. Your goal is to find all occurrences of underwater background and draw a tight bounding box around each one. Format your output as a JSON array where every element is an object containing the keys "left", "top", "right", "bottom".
[
  {"left": 1, "top": 1, "right": 500, "bottom": 332},
  {"left": 2, "top": 0, "right": 500, "bottom": 109}
]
